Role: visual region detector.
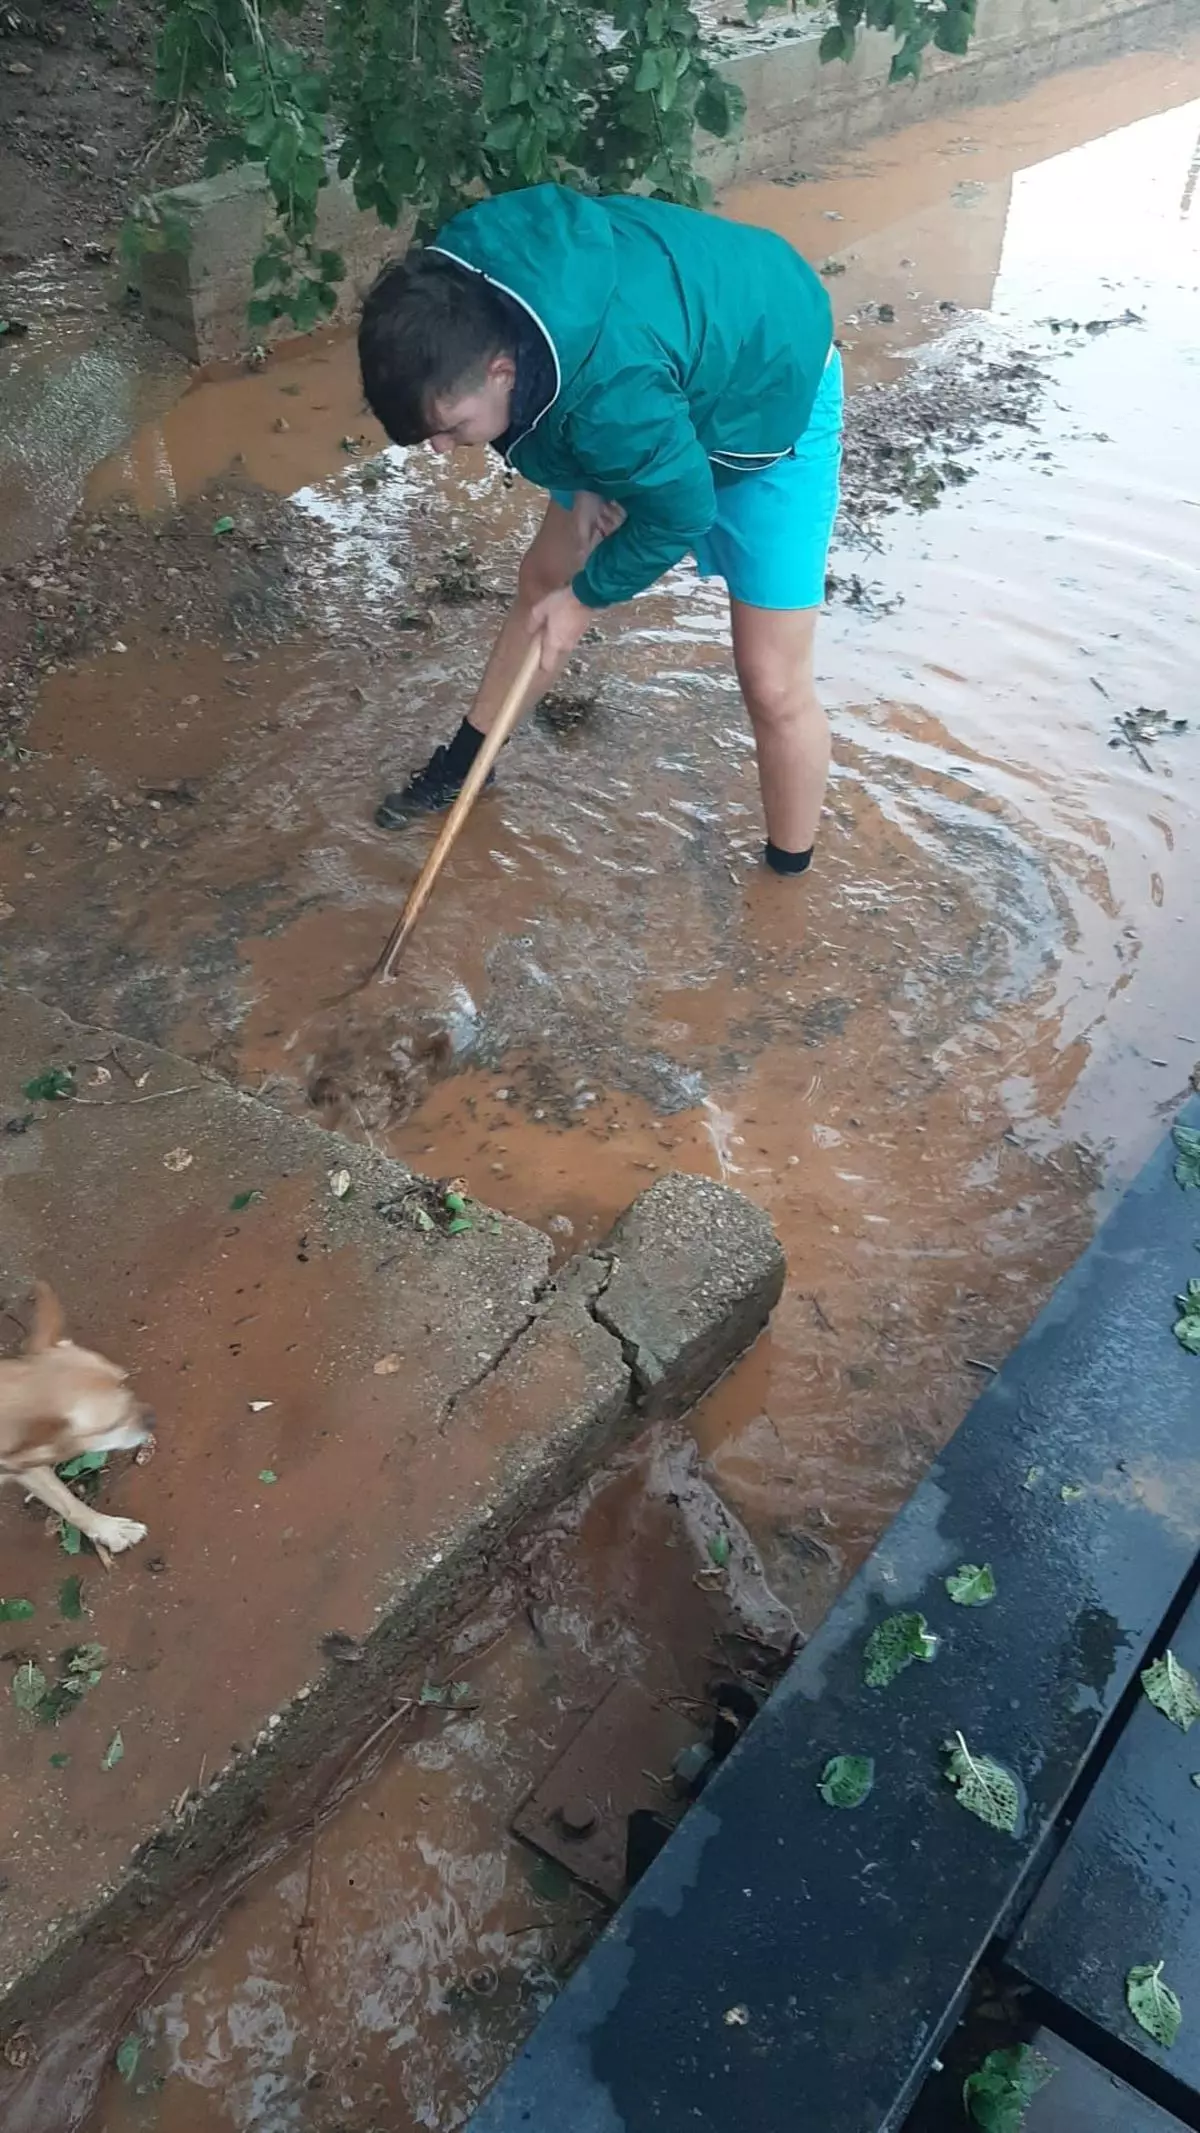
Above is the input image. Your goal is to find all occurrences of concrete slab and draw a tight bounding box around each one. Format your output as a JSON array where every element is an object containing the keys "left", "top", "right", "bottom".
[
  {"left": 465, "top": 1101, "right": 1200, "bottom": 2133},
  {"left": 1013, "top": 1582, "right": 1200, "bottom": 2108},
  {"left": 0, "top": 988, "right": 783, "bottom": 2050}
]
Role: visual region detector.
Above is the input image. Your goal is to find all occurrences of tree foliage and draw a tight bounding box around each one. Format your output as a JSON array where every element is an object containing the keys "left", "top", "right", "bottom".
[{"left": 147, "top": 0, "right": 978, "bottom": 328}]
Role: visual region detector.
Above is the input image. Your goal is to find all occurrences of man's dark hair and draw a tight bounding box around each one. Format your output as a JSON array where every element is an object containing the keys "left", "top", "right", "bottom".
[{"left": 358, "top": 252, "right": 514, "bottom": 446}]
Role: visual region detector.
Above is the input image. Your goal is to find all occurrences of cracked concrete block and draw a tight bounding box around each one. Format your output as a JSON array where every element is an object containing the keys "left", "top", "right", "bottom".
[
  {"left": 136, "top": 161, "right": 411, "bottom": 363},
  {"left": 595, "top": 1172, "right": 785, "bottom": 1422}
]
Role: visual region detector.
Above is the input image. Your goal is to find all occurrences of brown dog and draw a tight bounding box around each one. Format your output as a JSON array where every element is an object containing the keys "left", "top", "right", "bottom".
[{"left": 0, "top": 1283, "right": 153, "bottom": 1554}]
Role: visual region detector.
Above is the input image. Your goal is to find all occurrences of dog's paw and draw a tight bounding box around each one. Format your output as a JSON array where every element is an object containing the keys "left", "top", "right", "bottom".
[{"left": 91, "top": 1514, "right": 148, "bottom": 1553}]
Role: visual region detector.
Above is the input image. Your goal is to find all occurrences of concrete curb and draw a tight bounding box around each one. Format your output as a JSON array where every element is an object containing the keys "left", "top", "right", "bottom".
[
  {"left": 0, "top": 989, "right": 783, "bottom": 2103},
  {"left": 134, "top": 0, "right": 1195, "bottom": 359}
]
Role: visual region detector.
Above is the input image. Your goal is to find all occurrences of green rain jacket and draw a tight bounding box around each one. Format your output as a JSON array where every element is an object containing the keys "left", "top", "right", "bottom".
[{"left": 429, "top": 185, "right": 832, "bottom": 609}]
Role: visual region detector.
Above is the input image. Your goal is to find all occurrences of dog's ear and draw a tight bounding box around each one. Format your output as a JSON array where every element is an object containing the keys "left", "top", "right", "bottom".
[{"left": 26, "top": 1282, "right": 67, "bottom": 1354}]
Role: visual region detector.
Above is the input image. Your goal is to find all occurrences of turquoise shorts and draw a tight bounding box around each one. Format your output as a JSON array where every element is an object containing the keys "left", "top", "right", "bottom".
[{"left": 552, "top": 346, "right": 843, "bottom": 611}]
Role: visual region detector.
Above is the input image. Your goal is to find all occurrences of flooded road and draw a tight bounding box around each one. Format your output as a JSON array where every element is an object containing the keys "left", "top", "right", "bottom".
[{"left": 1, "top": 32, "right": 1198, "bottom": 2133}]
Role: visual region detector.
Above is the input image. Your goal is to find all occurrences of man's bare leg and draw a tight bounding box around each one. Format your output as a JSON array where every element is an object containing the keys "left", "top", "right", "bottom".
[
  {"left": 377, "top": 498, "right": 601, "bottom": 826},
  {"left": 464, "top": 499, "right": 594, "bottom": 734},
  {"left": 730, "top": 601, "right": 829, "bottom": 862}
]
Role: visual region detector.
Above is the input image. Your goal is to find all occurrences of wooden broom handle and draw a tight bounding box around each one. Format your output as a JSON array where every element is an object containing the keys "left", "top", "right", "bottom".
[{"left": 372, "top": 639, "right": 543, "bottom": 982}]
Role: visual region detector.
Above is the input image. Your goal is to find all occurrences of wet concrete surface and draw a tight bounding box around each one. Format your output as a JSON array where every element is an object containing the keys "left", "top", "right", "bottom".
[{"left": 0, "top": 32, "right": 1198, "bottom": 2133}]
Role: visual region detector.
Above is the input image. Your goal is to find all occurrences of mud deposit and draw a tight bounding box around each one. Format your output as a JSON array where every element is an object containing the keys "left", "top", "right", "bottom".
[{"left": 0, "top": 34, "right": 1198, "bottom": 2133}]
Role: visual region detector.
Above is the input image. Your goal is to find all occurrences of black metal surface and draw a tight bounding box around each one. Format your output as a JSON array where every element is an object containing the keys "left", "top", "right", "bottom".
[
  {"left": 906, "top": 2024, "right": 1187, "bottom": 2131},
  {"left": 1013, "top": 1583, "right": 1200, "bottom": 2101},
  {"left": 1026, "top": 2027, "right": 1190, "bottom": 2130},
  {"left": 466, "top": 1105, "right": 1200, "bottom": 2133}
]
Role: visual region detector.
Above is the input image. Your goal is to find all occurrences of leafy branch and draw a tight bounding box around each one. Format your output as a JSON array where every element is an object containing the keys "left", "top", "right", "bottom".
[{"left": 142, "top": 0, "right": 981, "bottom": 330}]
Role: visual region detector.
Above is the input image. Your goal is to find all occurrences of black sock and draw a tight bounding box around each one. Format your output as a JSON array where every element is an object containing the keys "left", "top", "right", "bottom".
[
  {"left": 765, "top": 840, "right": 813, "bottom": 876},
  {"left": 441, "top": 718, "right": 486, "bottom": 780}
]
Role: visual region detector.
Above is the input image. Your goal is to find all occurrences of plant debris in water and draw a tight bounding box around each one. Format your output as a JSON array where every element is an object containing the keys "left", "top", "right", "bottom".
[
  {"left": 863, "top": 1609, "right": 938, "bottom": 1687},
  {"left": 10, "top": 1644, "right": 107, "bottom": 1724},
  {"left": 1172, "top": 1123, "right": 1200, "bottom": 1191},
  {"left": 817, "top": 1754, "right": 874, "bottom": 1809},
  {"left": 1141, "top": 1651, "right": 1200, "bottom": 1731},
  {"left": 22, "top": 1066, "right": 75, "bottom": 1102},
  {"left": 838, "top": 334, "right": 1044, "bottom": 541},
  {"left": 1126, "top": 1961, "right": 1182, "bottom": 2048},
  {"left": 944, "top": 1733, "right": 1020, "bottom": 1834},
  {"left": 1175, "top": 1280, "right": 1200, "bottom": 1356},
  {"left": 536, "top": 691, "right": 601, "bottom": 736},
  {"left": 946, "top": 1563, "right": 997, "bottom": 1607},
  {"left": 419, "top": 1680, "right": 476, "bottom": 1708},
  {"left": 963, "top": 2044, "right": 1054, "bottom": 2131}
]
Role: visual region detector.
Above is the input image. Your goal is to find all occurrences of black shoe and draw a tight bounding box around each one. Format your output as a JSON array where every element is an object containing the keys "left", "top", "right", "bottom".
[{"left": 375, "top": 745, "right": 495, "bottom": 830}]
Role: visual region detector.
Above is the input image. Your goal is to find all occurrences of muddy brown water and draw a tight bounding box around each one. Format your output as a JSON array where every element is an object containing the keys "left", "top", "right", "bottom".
[{"left": 1, "top": 37, "right": 1198, "bottom": 2133}]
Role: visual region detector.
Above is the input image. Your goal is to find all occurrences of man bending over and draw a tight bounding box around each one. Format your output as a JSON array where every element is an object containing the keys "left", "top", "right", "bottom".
[{"left": 358, "top": 182, "right": 841, "bottom": 879}]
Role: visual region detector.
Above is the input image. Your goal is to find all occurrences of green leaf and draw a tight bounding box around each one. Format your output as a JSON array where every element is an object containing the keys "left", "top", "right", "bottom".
[
  {"left": 230, "top": 1189, "right": 263, "bottom": 1210},
  {"left": 1142, "top": 1651, "right": 1200, "bottom": 1731},
  {"left": 23, "top": 1067, "right": 75, "bottom": 1102},
  {"left": 443, "top": 1191, "right": 468, "bottom": 1214},
  {"left": 633, "top": 49, "right": 662, "bottom": 93},
  {"left": 1173, "top": 1124, "right": 1200, "bottom": 1189},
  {"left": 707, "top": 1532, "right": 731, "bottom": 1569},
  {"left": 963, "top": 2044, "right": 1054, "bottom": 2131},
  {"left": 944, "top": 1733, "right": 1020, "bottom": 1834},
  {"left": 863, "top": 1610, "right": 938, "bottom": 1687},
  {"left": 58, "top": 1577, "right": 84, "bottom": 1621},
  {"left": 817, "top": 1754, "right": 874, "bottom": 1809},
  {"left": 12, "top": 1662, "right": 47, "bottom": 1713},
  {"left": 446, "top": 1216, "right": 473, "bottom": 1235},
  {"left": 819, "top": 23, "right": 852, "bottom": 61},
  {"left": 102, "top": 1730, "right": 125, "bottom": 1770},
  {"left": 1126, "top": 1960, "right": 1182, "bottom": 2048},
  {"left": 252, "top": 251, "right": 284, "bottom": 291},
  {"left": 212, "top": 516, "right": 235, "bottom": 537},
  {"left": 0, "top": 1598, "right": 35, "bottom": 1621},
  {"left": 258, "top": 1469, "right": 278, "bottom": 1485},
  {"left": 946, "top": 1563, "right": 996, "bottom": 1607},
  {"left": 419, "top": 1679, "right": 473, "bottom": 1707},
  {"left": 49, "top": 1751, "right": 70, "bottom": 1769},
  {"left": 115, "top": 2033, "right": 141, "bottom": 2082},
  {"left": 248, "top": 297, "right": 282, "bottom": 329},
  {"left": 1175, "top": 1278, "right": 1200, "bottom": 1355},
  {"left": 58, "top": 1449, "right": 108, "bottom": 1479},
  {"left": 59, "top": 1522, "right": 83, "bottom": 1556},
  {"left": 695, "top": 79, "right": 734, "bottom": 139}
]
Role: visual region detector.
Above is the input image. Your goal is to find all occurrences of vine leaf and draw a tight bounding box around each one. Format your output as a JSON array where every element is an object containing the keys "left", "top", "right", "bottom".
[
  {"left": 944, "top": 1732, "right": 1020, "bottom": 1834},
  {"left": 863, "top": 1610, "right": 938, "bottom": 1687},
  {"left": 946, "top": 1563, "right": 996, "bottom": 1607},
  {"left": 817, "top": 1754, "right": 874, "bottom": 1809},
  {"left": 963, "top": 2043, "right": 1054, "bottom": 2131},
  {"left": 1126, "top": 1961, "right": 1182, "bottom": 2048},
  {"left": 1142, "top": 1652, "right": 1200, "bottom": 1731}
]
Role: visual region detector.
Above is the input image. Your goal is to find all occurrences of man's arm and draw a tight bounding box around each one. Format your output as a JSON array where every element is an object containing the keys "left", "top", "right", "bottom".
[{"left": 563, "top": 376, "right": 719, "bottom": 608}]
